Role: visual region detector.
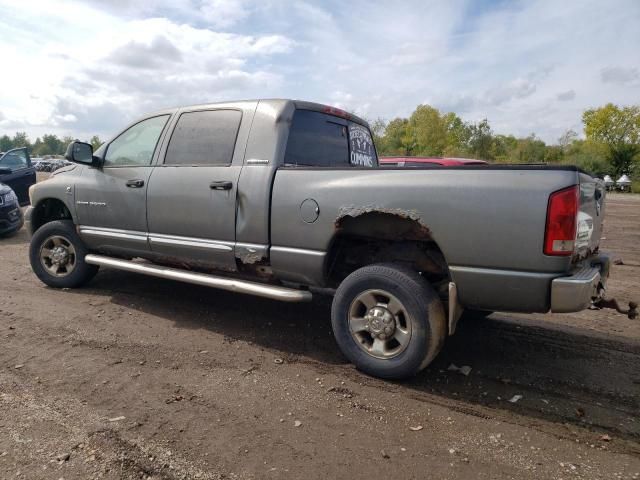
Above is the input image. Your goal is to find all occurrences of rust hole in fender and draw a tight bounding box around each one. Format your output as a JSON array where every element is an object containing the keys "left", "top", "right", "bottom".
[{"left": 334, "top": 205, "right": 432, "bottom": 241}]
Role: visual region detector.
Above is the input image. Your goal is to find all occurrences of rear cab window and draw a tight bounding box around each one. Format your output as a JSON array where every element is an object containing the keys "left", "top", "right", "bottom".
[{"left": 284, "top": 109, "right": 377, "bottom": 167}]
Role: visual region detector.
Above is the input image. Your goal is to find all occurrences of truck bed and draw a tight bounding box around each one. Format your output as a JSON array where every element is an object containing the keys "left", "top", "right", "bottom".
[{"left": 269, "top": 164, "right": 605, "bottom": 312}]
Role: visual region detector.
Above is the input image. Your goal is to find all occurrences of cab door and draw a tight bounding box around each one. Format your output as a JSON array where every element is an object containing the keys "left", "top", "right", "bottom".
[
  {"left": 0, "top": 148, "right": 35, "bottom": 204},
  {"left": 146, "top": 108, "right": 245, "bottom": 270},
  {"left": 75, "top": 114, "right": 171, "bottom": 256}
]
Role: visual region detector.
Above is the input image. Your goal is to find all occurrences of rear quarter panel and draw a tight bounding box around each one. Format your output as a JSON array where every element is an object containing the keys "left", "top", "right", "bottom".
[{"left": 270, "top": 166, "right": 580, "bottom": 310}]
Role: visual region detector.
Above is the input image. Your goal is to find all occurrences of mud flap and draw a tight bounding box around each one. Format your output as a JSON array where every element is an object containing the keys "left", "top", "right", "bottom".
[{"left": 448, "top": 282, "right": 464, "bottom": 335}]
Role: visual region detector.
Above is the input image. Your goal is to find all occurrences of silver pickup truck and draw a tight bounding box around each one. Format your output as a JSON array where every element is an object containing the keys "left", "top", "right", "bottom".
[{"left": 26, "top": 99, "right": 627, "bottom": 379}]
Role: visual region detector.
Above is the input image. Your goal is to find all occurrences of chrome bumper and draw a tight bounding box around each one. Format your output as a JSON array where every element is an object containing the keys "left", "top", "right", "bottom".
[{"left": 550, "top": 254, "right": 610, "bottom": 313}]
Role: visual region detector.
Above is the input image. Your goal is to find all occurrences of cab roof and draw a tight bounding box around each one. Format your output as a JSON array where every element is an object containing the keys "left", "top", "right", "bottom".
[{"left": 148, "top": 99, "right": 370, "bottom": 128}]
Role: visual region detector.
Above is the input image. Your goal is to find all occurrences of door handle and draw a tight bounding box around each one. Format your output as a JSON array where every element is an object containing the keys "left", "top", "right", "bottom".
[
  {"left": 210, "top": 181, "right": 233, "bottom": 190},
  {"left": 126, "top": 179, "right": 145, "bottom": 188}
]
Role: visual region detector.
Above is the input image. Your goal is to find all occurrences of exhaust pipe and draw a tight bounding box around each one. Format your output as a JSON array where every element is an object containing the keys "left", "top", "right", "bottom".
[{"left": 84, "top": 254, "right": 312, "bottom": 303}]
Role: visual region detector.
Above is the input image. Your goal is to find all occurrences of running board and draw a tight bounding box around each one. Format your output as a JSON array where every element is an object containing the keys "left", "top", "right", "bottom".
[{"left": 84, "top": 254, "right": 312, "bottom": 303}]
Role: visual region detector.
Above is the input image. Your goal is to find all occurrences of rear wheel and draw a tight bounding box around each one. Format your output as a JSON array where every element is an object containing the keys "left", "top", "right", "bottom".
[
  {"left": 29, "top": 220, "right": 99, "bottom": 288},
  {"left": 331, "top": 263, "right": 446, "bottom": 379}
]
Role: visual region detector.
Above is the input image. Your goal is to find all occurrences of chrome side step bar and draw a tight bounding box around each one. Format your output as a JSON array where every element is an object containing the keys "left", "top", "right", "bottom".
[{"left": 84, "top": 254, "right": 312, "bottom": 303}]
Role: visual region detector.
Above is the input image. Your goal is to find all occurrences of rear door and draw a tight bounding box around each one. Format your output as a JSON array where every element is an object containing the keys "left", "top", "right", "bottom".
[
  {"left": 76, "top": 114, "right": 171, "bottom": 254},
  {"left": 146, "top": 108, "right": 245, "bottom": 270},
  {"left": 0, "top": 148, "right": 35, "bottom": 204}
]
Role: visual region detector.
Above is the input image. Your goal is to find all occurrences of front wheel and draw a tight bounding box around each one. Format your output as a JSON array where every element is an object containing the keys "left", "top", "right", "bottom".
[
  {"left": 331, "top": 263, "right": 446, "bottom": 379},
  {"left": 29, "top": 220, "right": 99, "bottom": 288}
]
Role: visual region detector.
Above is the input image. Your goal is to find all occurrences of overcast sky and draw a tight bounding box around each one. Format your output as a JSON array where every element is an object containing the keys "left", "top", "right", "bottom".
[{"left": 0, "top": 0, "right": 639, "bottom": 143}]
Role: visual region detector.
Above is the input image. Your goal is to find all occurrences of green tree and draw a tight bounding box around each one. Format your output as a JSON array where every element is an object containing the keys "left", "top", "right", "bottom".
[
  {"left": 0, "top": 134, "right": 12, "bottom": 152},
  {"left": 12, "top": 131, "right": 30, "bottom": 148},
  {"left": 382, "top": 117, "right": 413, "bottom": 155},
  {"left": 514, "top": 134, "right": 547, "bottom": 163},
  {"left": 61, "top": 136, "right": 75, "bottom": 155},
  {"left": 408, "top": 105, "right": 446, "bottom": 156},
  {"left": 32, "top": 137, "right": 43, "bottom": 155},
  {"left": 467, "top": 119, "right": 494, "bottom": 160},
  {"left": 582, "top": 103, "right": 640, "bottom": 177},
  {"left": 37, "top": 134, "right": 63, "bottom": 156},
  {"left": 442, "top": 112, "right": 471, "bottom": 157},
  {"left": 491, "top": 134, "right": 518, "bottom": 163},
  {"left": 562, "top": 140, "right": 609, "bottom": 176},
  {"left": 89, "top": 135, "right": 103, "bottom": 150}
]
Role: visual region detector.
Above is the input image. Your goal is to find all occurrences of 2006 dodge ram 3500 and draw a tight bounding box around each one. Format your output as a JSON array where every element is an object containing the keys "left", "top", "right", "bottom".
[{"left": 26, "top": 99, "right": 633, "bottom": 379}]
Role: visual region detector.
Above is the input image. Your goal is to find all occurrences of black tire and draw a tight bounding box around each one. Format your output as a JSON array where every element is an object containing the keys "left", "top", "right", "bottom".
[
  {"left": 462, "top": 309, "right": 493, "bottom": 320},
  {"left": 29, "top": 220, "right": 99, "bottom": 288},
  {"left": 331, "top": 263, "right": 446, "bottom": 379}
]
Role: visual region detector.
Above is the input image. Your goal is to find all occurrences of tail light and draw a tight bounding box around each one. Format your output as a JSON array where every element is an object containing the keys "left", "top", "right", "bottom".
[
  {"left": 544, "top": 185, "right": 579, "bottom": 256},
  {"left": 323, "top": 106, "right": 351, "bottom": 119}
]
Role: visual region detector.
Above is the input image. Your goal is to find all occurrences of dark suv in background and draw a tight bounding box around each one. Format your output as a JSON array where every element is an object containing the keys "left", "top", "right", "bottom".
[
  {"left": 0, "top": 182, "right": 23, "bottom": 235},
  {"left": 0, "top": 147, "right": 36, "bottom": 205}
]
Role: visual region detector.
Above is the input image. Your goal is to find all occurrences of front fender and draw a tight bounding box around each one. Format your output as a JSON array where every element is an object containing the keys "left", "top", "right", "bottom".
[{"left": 28, "top": 166, "right": 82, "bottom": 235}]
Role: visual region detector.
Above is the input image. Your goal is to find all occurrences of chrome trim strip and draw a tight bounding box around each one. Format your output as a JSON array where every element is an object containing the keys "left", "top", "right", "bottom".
[
  {"left": 246, "top": 158, "right": 269, "bottom": 165},
  {"left": 79, "top": 226, "right": 148, "bottom": 242},
  {"left": 235, "top": 242, "right": 266, "bottom": 251},
  {"left": 148, "top": 233, "right": 233, "bottom": 251},
  {"left": 449, "top": 265, "right": 556, "bottom": 279},
  {"left": 79, "top": 226, "right": 237, "bottom": 252},
  {"left": 85, "top": 254, "right": 312, "bottom": 302},
  {"left": 270, "top": 246, "right": 326, "bottom": 257}
]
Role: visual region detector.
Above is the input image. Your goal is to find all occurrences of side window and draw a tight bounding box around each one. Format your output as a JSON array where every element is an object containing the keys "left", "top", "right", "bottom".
[
  {"left": 284, "top": 110, "right": 349, "bottom": 167},
  {"left": 0, "top": 150, "right": 28, "bottom": 170},
  {"left": 164, "top": 109, "right": 242, "bottom": 166},
  {"left": 104, "top": 115, "right": 169, "bottom": 167}
]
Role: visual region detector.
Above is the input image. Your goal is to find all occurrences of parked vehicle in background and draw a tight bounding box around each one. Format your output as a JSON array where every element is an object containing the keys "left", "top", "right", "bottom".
[
  {"left": 380, "top": 156, "right": 488, "bottom": 167},
  {"left": 0, "top": 182, "right": 24, "bottom": 235},
  {"left": 0, "top": 147, "right": 36, "bottom": 205},
  {"left": 616, "top": 174, "right": 632, "bottom": 192},
  {"left": 25, "top": 99, "right": 625, "bottom": 379},
  {"left": 603, "top": 175, "right": 615, "bottom": 191},
  {"left": 31, "top": 157, "right": 72, "bottom": 173}
]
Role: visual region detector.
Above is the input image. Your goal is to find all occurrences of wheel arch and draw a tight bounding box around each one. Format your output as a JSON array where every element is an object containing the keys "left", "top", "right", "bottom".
[
  {"left": 324, "top": 210, "right": 451, "bottom": 290},
  {"left": 29, "top": 197, "right": 76, "bottom": 235}
]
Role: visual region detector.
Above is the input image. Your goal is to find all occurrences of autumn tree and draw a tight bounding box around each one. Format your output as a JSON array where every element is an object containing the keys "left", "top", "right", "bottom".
[{"left": 583, "top": 103, "right": 640, "bottom": 177}]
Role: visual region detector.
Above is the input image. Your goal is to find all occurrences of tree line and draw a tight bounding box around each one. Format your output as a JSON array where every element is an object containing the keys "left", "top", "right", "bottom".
[
  {"left": 0, "top": 133, "right": 102, "bottom": 157},
  {"left": 371, "top": 103, "right": 640, "bottom": 180},
  {"left": 1, "top": 103, "right": 638, "bottom": 183}
]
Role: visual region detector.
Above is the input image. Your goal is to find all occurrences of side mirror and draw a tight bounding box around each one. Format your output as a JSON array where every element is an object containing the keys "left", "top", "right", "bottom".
[
  {"left": 65, "top": 141, "right": 100, "bottom": 167},
  {"left": 0, "top": 167, "right": 11, "bottom": 175}
]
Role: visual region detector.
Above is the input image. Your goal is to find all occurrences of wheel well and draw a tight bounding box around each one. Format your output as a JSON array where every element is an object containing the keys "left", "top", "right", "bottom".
[
  {"left": 326, "top": 211, "right": 451, "bottom": 292},
  {"left": 31, "top": 199, "right": 73, "bottom": 233}
]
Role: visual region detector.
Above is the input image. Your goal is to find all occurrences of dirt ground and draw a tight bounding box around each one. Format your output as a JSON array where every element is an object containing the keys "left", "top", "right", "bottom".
[{"left": 1, "top": 191, "right": 639, "bottom": 480}]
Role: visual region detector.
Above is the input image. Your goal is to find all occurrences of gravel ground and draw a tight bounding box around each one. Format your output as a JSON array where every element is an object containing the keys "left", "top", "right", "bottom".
[{"left": 0, "top": 191, "right": 639, "bottom": 480}]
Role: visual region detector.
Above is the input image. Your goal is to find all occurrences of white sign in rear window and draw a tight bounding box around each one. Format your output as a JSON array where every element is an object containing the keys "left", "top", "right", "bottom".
[{"left": 348, "top": 124, "right": 376, "bottom": 167}]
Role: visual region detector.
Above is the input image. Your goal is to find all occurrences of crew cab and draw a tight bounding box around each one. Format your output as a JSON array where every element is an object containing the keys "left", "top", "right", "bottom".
[{"left": 25, "top": 99, "right": 621, "bottom": 379}]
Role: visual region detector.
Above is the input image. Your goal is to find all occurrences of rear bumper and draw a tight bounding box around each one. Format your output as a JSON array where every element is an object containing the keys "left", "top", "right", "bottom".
[{"left": 550, "top": 253, "right": 610, "bottom": 313}]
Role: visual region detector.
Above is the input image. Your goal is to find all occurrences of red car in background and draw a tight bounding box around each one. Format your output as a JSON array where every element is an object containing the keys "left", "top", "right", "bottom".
[{"left": 380, "top": 156, "right": 488, "bottom": 167}]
